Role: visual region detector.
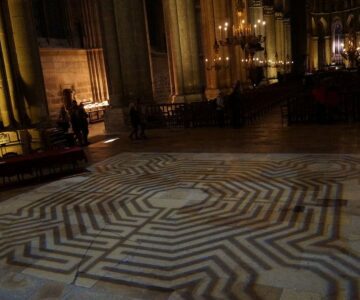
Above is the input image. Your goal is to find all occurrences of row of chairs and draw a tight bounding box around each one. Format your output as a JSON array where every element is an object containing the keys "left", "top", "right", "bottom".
[
  {"left": 146, "top": 82, "right": 302, "bottom": 128},
  {"left": 0, "top": 147, "right": 87, "bottom": 185},
  {"left": 283, "top": 90, "right": 360, "bottom": 125}
]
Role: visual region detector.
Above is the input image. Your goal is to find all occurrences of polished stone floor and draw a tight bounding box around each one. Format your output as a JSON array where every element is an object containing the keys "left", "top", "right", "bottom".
[{"left": 1, "top": 110, "right": 360, "bottom": 299}]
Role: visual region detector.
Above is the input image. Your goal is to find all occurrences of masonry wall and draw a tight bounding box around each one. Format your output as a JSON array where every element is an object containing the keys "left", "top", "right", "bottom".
[
  {"left": 40, "top": 48, "right": 93, "bottom": 119},
  {"left": 151, "top": 52, "right": 171, "bottom": 103}
]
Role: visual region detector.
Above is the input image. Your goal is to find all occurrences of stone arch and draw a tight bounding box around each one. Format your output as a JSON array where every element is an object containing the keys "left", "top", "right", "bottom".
[
  {"left": 331, "top": 18, "right": 343, "bottom": 64},
  {"left": 346, "top": 15, "right": 355, "bottom": 33},
  {"left": 311, "top": 17, "right": 317, "bottom": 35},
  {"left": 319, "top": 17, "right": 328, "bottom": 34},
  {"left": 317, "top": 18, "right": 327, "bottom": 67}
]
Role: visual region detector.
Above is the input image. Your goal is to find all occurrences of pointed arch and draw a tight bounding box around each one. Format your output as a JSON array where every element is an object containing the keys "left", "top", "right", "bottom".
[{"left": 331, "top": 18, "right": 343, "bottom": 64}]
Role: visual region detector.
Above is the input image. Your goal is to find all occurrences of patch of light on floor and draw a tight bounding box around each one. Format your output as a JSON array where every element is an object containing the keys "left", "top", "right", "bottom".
[{"left": 103, "top": 138, "right": 120, "bottom": 144}]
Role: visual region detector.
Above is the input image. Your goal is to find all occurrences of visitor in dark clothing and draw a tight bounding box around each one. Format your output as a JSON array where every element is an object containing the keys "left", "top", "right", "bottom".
[
  {"left": 57, "top": 105, "right": 70, "bottom": 132},
  {"left": 78, "top": 103, "right": 89, "bottom": 145},
  {"left": 129, "top": 102, "right": 140, "bottom": 140},
  {"left": 137, "top": 98, "right": 147, "bottom": 139},
  {"left": 229, "top": 80, "right": 243, "bottom": 128},
  {"left": 70, "top": 100, "right": 83, "bottom": 145}
]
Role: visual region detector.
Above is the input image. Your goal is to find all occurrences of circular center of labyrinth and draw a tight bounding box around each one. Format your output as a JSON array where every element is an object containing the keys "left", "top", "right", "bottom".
[{"left": 148, "top": 188, "right": 209, "bottom": 208}]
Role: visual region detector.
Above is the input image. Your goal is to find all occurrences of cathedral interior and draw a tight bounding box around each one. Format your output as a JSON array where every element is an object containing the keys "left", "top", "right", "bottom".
[{"left": 0, "top": 1, "right": 360, "bottom": 299}]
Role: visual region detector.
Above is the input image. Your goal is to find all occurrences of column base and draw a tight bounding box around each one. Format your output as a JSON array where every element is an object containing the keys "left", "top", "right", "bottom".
[
  {"left": 205, "top": 89, "right": 220, "bottom": 100},
  {"left": 104, "top": 107, "right": 128, "bottom": 135},
  {"left": 171, "top": 93, "right": 202, "bottom": 103}
]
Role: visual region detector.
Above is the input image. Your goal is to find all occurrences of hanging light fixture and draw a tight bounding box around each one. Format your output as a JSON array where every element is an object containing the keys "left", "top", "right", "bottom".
[
  {"left": 340, "top": 32, "right": 360, "bottom": 68},
  {"left": 204, "top": 0, "right": 268, "bottom": 72},
  {"left": 204, "top": 0, "right": 231, "bottom": 71}
]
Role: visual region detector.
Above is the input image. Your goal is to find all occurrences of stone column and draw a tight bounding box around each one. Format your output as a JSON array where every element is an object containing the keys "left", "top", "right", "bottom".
[
  {"left": 200, "top": 0, "right": 219, "bottom": 99},
  {"left": 0, "top": 1, "right": 25, "bottom": 126},
  {"left": 113, "top": 0, "right": 153, "bottom": 101},
  {"left": 81, "top": 0, "right": 109, "bottom": 102},
  {"left": 283, "top": 18, "right": 291, "bottom": 73},
  {"left": 324, "top": 36, "right": 331, "bottom": 65},
  {"left": 0, "top": 4, "right": 18, "bottom": 127},
  {"left": 263, "top": 6, "right": 276, "bottom": 79},
  {"left": 7, "top": 0, "right": 48, "bottom": 124},
  {"left": 98, "top": 0, "right": 153, "bottom": 134},
  {"left": 97, "top": 0, "right": 123, "bottom": 108},
  {"left": 229, "top": 0, "right": 245, "bottom": 85},
  {"left": 248, "top": 0, "right": 264, "bottom": 31},
  {"left": 213, "top": 0, "right": 232, "bottom": 91},
  {"left": 163, "top": 0, "right": 202, "bottom": 103},
  {"left": 311, "top": 36, "right": 319, "bottom": 70},
  {"left": 0, "top": 42, "right": 11, "bottom": 127},
  {"left": 275, "top": 12, "right": 284, "bottom": 64}
]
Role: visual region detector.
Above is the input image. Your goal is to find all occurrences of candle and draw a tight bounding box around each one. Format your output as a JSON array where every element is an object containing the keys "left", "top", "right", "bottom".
[{"left": 218, "top": 25, "right": 222, "bottom": 40}]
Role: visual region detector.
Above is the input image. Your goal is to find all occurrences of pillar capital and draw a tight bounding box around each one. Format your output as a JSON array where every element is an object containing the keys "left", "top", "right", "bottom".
[
  {"left": 275, "top": 12, "right": 284, "bottom": 20},
  {"left": 263, "top": 6, "right": 275, "bottom": 15},
  {"left": 248, "top": 0, "right": 262, "bottom": 7}
]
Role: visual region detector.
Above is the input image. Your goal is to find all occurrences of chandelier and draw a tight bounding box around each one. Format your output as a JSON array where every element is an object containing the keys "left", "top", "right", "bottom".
[
  {"left": 205, "top": 0, "right": 266, "bottom": 72},
  {"left": 340, "top": 33, "right": 360, "bottom": 68}
]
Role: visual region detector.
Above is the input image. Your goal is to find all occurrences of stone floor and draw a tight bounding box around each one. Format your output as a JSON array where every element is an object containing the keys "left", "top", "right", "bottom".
[{"left": 1, "top": 109, "right": 360, "bottom": 300}]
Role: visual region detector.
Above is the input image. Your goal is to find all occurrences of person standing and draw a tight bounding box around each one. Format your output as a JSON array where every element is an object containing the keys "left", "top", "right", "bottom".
[
  {"left": 137, "top": 98, "right": 147, "bottom": 139},
  {"left": 57, "top": 105, "right": 70, "bottom": 132},
  {"left": 129, "top": 102, "right": 140, "bottom": 140},
  {"left": 216, "top": 92, "right": 225, "bottom": 127},
  {"left": 78, "top": 103, "right": 89, "bottom": 145},
  {"left": 229, "top": 81, "right": 243, "bottom": 128},
  {"left": 69, "top": 100, "right": 82, "bottom": 145}
]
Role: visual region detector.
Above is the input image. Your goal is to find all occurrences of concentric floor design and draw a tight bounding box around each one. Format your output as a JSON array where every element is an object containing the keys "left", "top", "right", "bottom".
[{"left": 1, "top": 153, "right": 360, "bottom": 299}]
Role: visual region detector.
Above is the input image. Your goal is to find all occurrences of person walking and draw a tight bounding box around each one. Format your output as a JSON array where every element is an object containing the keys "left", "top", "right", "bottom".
[
  {"left": 137, "top": 98, "right": 147, "bottom": 139},
  {"left": 57, "top": 105, "right": 70, "bottom": 132},
  {"left": 229, "top": 81, "right": 243, "bottom": 128},
  {"left": 216, "top": 92, "right": 225, "bottom": 127},
  {"left": 69, "top": 100, "right": 83, "bottom": 145},
  {"left": 78, "top": 103, "right": 89, "bottom": 145},
  {"left": 129, "top": 102, "right": 140, "bottom": 140}
]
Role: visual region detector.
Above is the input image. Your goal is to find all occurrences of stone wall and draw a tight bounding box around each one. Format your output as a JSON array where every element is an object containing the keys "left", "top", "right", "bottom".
[
  {"left": 151, "top": 52, "right": 171, "bottom": 103},
  {"left": 40, "top": 48, "right": 93, "bottom": 119}
]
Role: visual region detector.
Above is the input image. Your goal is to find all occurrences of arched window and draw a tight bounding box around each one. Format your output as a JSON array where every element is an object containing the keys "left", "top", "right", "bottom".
[
  {"left": 332, "top": 20, "right": 343, "bottom": 64},
  {"left": 318, "top": 21, "right": 326, "bottom": 67}
]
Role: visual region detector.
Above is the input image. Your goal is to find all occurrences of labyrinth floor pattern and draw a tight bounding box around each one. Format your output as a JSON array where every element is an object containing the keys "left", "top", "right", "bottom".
[{"left": 1, "top": 153, "right": 360, "bottom": 300}]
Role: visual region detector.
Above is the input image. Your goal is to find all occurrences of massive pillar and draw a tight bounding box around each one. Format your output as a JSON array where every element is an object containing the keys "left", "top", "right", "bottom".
[
  {"left": 283, "top": 18, "right": 291, "bottom": 73},
  {"left": 163, "top": 0, "right": 202, "bottom": 103},
  {"left": 200, "top": 0, "right": 234, "bottom": 99},
  {"left": 324, "top": 36, "right": 331, "bottom": 65},
  {"left": 81, "top": 0, "right": 109, "bottom": 102},
  {"left": 7, "top": 0, "right": 48, "bottom": 124},
  {"left": 275, "top": 12, "right": 284, "bottom": 64},
  {"left": 0, "top": 43, "right": 12, "bottom": 127},
  {"left": 230, "top": 0, "right": 246, "bottom": 85},
  {"left": 200, "top": 0, "right": 219, "bottom": 99},
  {"left": 248, "top": 0, "right": 264, "bottom": 32},
  {"left": 98, "top": 0, "right": 153, "bottom": 133},
  {"left": 264, "top": 6, "right": 277, "bottom": 79},
  {"left": 311, "top": 36, "right": 319, "bottom": 70},
  {"left": 0, "top": 4, "right": 18, "bottom": 127}
]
